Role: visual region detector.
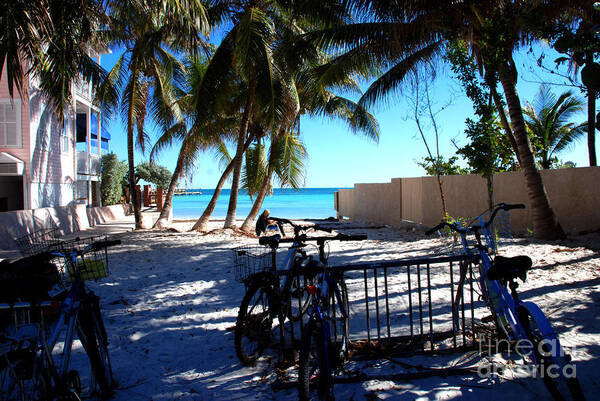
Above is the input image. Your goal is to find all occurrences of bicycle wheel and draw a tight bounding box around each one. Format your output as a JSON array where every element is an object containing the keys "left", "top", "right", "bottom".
[
  {"left": 289, "top": 273, "right": 316, "bottom": 322},
  {"left": 327, "top": 275, "right": 349, "bottom": 347},
  {"left": 77, "top": 293, "right": 114, "bottom": 398},
  {"left": 519, "top": 309, "right": 585, "bottom": 401},
  {"left": 298, "top": 320, "right": 334, "bottom": 401},
  {"left": 234, "top": 279, "right": 275, "bottom": 366}
]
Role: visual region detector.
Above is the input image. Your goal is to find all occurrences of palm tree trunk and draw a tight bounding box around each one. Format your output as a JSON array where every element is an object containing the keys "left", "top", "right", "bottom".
[
  {"left": 224, "top": 76, "right": 255, "bottom": 228},
  {"left": 490, "top": 86, "right": 521, "bottom": 166},
  {"left": 127, "top": 65, "right": 143, "bottom": 229},
  {"left": 587, "top": 52, "right": 597, "bottom": 166},
  {"left": 191, "top": 134, "right": 256, "bottom": 232},
  {"left": 153, "top": 141, "right": 187, "bottom": 229},
  {"left": 240, "top": 129, "right": 283, "bottom": 232},
  {"left": 498, "top": 60, "right": 565, "bottom": 240}
]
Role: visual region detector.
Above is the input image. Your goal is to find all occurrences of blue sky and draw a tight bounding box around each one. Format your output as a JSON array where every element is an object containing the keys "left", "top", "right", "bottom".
[{"left": 100, "top": 44, "right": 596, "bottom": 189}]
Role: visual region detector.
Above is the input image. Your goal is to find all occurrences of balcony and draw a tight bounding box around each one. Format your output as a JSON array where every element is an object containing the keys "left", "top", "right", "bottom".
[
  {"left": 74, "top": 75, "right": 95, "bottom": 101},
  {"left": 77, "top": 152, "right": 101, "bottom": 177}
]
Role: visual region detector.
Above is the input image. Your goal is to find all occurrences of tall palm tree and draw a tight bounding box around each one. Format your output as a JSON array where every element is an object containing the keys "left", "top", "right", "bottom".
[
  {"left": 523, "top": 86, "right": 586, "bottom": 169},
  {"left": 187, "top": 4, "right": 301, "bottom": 230},
  {"left": 151, "top": 57, "right": 239, "bottom": 228},
  {"left": 103, "top": 0, "right": 209, "bottom": 229},
  {"left": 221, "top": 7, "right": 298, "bottom": 229},
  {"left": 1, "top": 0, "right": 113, "bottom": 117},
  {"left": 190, "top": 0, "right": 352, "bottom": 232},
  {"left": 311, "top": 0, "right": 581, "bottom": 239}
]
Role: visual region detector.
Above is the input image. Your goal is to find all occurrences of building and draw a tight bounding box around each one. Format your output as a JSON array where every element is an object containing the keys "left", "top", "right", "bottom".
[{"left": 0, "top": 49, "right": 111, "bottom": 212}]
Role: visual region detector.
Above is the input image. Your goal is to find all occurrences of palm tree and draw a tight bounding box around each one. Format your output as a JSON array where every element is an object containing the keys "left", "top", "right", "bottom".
[
  {"left": 188, "top": 3, "right": 304, "bottom": 231},
  {"left": 103, "top": 0, "right": 209, "bottom": 229},
  {"left": 151, "top": 57, "right": 239, "bottom": 228},
  {"left": 190, "top": 0, "right": 353, "bottom": 232},
  {"left": 221, "top": 7, "right": 298, "bottom": 229},
  {"left": 523, "top": 86, "right": 585, "bottom": 169},
  {"left": 310, "top": 0, "right": 580, "bottom": 239},
  {"left": 238, "top": 125, "right": 306, "bottom": 232},
  {"left": 1, "top": 0, "right": 113, "bottom": 117}
]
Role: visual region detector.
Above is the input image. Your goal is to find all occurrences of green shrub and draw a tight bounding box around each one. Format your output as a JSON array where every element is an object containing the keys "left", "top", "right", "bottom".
[
  {"left": 136, "top": 162, "right": 172, "bottom": 190},
  {"left": 100, "top": 153, "right": 128, "bottom": 205}
]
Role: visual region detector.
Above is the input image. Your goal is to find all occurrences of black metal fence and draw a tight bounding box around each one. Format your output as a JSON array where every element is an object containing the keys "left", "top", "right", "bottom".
[{"left": 274, "top": 254, "right": 480, "bottom": 359}]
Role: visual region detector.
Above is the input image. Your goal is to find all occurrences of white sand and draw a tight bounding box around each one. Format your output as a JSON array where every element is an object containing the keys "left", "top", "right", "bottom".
[{"left": 81, "top": 220, "right": 599, "bottom": 400}]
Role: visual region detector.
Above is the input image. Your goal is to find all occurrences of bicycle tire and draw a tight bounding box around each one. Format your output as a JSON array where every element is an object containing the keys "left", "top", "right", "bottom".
[
  {"left": 298, "top": 320, "right": 334, "bottom": 401},
  {"left": 234, "top": 279, "right": 276, "bottom": 366},
  {"left": 519, "top": 309, "right": 585, "bottom": 401},
  {"left": 289, "top": 273, "right": 316, "bottom": 322},
  {"left": 77, "top": 293, "right": 114, "bottom": 398},
  {"left": 327, "top": 275, "right": 349, "bottom": 347}
]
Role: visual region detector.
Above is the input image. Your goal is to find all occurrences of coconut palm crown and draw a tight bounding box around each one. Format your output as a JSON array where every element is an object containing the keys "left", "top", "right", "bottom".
[{"left": 524, "top": 86, "right": 586, "bottom": 169}]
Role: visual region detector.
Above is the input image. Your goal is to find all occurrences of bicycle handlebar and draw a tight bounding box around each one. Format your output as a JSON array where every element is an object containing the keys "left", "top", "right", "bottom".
[
  {"left": 259, "top": 232, "right": 367, "bottom": 248},
  {"left": 426, "top": 203, "right": 525, "bottom": 236},
  {"left": 269, "top": 217, "right": 333, "bottom": 234},
  {"left": 425, "top": 222, "right": 462, "bottom": 236}
]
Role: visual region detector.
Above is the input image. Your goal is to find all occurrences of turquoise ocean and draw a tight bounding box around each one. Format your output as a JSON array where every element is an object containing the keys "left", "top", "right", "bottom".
[{"left": 172, "top": 188, "right": 343, "bottom": 220}]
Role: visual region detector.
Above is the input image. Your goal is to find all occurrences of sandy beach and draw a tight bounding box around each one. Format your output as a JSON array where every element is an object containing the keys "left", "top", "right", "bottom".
[{"left": 44, "top": 217, "right": 596, "bottom": 401}]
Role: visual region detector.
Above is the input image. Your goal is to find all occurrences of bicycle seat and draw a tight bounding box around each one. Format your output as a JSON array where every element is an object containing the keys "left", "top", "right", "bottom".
[{"left": 487, "top": 255, "right": 532, "bottom": 282}]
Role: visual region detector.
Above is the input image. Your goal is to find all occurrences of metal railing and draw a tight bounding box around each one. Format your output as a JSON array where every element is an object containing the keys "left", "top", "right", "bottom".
[{"left": 275, "top": 254, "right": 480, "bottom": 358}]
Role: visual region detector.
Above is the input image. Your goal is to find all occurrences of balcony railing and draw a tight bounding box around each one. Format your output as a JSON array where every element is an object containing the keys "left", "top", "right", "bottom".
[
  {"left": 74, "top": 75, "right": 95, "bottom": 100},
  {"left": 77, "top": 152, "right": 101, "bottom": 176}
]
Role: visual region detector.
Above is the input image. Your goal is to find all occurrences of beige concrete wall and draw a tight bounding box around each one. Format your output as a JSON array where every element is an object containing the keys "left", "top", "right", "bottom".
[
  {"left": 334, "top": 166, "right": 600, "bottom": 234},
  {"left": 337, "top": 188, "right": 355, "bottom": 218},
  {"left": 353, "top": 181, "right": 402, "bottom": 225},
  {"left": 0, "top": 203, "right": 130, "bottom": 249},
  {"left": 540, "top": 167, "right": 600, "bottom": 233}
]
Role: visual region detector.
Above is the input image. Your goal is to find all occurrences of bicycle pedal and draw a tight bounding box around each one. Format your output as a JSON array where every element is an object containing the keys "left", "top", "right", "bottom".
[{"left": 481, "top": 315, "right": 495, "bottom": 323}]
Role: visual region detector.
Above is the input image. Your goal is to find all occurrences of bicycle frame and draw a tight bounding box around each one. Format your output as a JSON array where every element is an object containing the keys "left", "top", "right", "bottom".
[{"left": 456, "top": 232, "right": 529, "bottom": 341}]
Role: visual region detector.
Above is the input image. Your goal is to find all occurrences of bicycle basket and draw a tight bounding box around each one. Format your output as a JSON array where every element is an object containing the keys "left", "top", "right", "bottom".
[
  {"left": 15, "top": 228, "right": 62, "bottom": 256},
  {"left": 232, "top": 245, "right": 273, "bottom": 283},
  {"left": 49, "top": 236, "right": 111, "bottom": 282}
]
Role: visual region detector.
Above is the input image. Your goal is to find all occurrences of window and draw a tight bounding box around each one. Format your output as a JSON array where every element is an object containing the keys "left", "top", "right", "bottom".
[{"left": 0, "top": 101, "right": 22, "bottom": 148}]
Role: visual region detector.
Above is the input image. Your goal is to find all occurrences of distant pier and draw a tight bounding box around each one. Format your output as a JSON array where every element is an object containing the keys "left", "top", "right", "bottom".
[{"left": 174, "top": 188, "right": 202, "bottom": 196}]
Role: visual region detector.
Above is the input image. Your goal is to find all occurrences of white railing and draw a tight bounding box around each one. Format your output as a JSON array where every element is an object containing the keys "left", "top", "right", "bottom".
[
  {"left": 74, "top": 74, "right": 94, "bottom": 100},
  {"left": 77, "top": 151, "right": 88, "bottom": 174},
  {"left": 77, "top": 152, "right": 101, "bottom": 176},
  {"left": 90, "top": 154, "right": 100, "bottom": 175}
]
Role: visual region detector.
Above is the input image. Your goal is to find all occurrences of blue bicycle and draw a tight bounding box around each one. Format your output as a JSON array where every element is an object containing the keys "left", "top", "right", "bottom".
[{"left": 427, "top": 203, "right": 585, "bottom": 401}]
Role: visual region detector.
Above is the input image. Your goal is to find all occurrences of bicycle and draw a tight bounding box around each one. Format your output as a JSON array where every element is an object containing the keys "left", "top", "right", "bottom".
[
  {"left": 0, "top": 236, "right": 120, "bottom": 400},
  {"left": 426, "top": 203, "right": 585, "bottom": 401},
  {"left": 233, "top": 218, "right": 365, "bottom": 366},
  {"left": 297, "top": 241, "right": 361, "bottom": 401}
]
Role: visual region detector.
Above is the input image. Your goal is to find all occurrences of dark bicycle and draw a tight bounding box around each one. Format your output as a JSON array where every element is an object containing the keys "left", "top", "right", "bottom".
[
  {"left": 233, "top": 218, "right": 365, "bottom": 366},
  {"left": 297, "top": 244, "right": 359, "bottom": 401}
]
